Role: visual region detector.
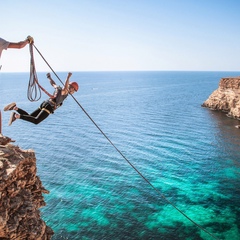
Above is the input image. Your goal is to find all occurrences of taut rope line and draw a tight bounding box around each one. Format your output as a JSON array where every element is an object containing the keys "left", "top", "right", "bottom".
[{"left": 32, "top": 44, "right": 219, "bottom": 240}]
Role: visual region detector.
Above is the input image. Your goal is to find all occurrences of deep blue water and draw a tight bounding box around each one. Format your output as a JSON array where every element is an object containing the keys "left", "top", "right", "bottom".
[{"left": 1, "top": 71, "right": 240, "bottom": 240}]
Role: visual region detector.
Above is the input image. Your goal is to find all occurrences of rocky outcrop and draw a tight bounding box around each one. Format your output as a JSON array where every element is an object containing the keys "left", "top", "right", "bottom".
[
  {"left": 0, "top": 134, "right": 53, "bottom": 239},
  {"left": 202, "top": 76, "right": 240, "bottom": 119}
]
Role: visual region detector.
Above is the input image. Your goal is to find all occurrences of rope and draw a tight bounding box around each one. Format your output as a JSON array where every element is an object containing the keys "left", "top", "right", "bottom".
[
  {"left": 33, "top": 44, "right": 219, "bottom": 240},
  {"left": 27, "top": 44, "right": 54, "bottom": 101}
]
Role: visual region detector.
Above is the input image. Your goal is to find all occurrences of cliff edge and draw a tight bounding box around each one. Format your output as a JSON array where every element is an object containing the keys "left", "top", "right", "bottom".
[
  {"left": 0, "top": 134, "right": 53, "bottom": 239},
  {"left": 202, "top": 76, "right": 240, "bottom": 119}
]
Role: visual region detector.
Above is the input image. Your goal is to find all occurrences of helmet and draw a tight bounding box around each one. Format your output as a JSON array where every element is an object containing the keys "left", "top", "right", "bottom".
[{"left": 69, "top": 82, "right": 79, "bottom": 92}]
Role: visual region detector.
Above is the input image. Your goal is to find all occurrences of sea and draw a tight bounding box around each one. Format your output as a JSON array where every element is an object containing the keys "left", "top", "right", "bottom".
[{"left": 0, "top": 71, "right": 240, "bottom": 240}]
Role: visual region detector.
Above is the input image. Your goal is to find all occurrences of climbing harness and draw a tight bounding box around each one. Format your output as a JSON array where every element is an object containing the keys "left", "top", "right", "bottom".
[
  {"left": 41, "top": 108, "right": 51, "bottom": 115},
  {"left": 31, "top": 43, "right": 219, "bottom": 240},
  {"left": 27, "top": 43, "right": 54, "bottom": 101}
]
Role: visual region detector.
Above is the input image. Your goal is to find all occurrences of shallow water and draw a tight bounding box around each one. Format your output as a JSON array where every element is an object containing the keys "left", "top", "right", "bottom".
[{"left": 1, "top": 71, "right": 240, "bottom": 239}]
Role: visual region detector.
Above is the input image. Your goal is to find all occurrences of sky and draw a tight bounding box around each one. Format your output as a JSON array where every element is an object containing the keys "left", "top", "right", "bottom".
[{"left": 1, "top": 0, "right": 240, "bottom": 72}]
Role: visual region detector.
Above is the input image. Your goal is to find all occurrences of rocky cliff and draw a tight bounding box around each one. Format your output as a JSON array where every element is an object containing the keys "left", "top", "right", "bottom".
[
  {"left": 0, "top": 134, "right": 53, "bottom": 239},
  {"left": 202, "top": 76, "right": 240, "bottom": 119}
]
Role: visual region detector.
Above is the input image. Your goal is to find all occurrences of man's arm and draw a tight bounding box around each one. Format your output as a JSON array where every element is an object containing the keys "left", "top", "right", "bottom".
[
  {"left": 8, "top": 40, "right": 28, "bottom": 49},
  {"left": 62, "top": 72, "right": 72, "bottom": 94},
  {"left": 47, "top": 73, "right": 58, "bottom": 88},
  {"left": 8, "top": 36, "right": 34, "bottom": 49}
]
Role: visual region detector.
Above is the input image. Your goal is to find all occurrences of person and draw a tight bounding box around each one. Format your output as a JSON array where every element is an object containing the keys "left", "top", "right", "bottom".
[
  {"left": 0, "top": 36, "right": 33, "bottom": 68},
  {"left": 0, "top": 36, "right": 33, "bottom": 132},
  {"left": 4, "top": 72, "right": 79, "bottom": 125}
]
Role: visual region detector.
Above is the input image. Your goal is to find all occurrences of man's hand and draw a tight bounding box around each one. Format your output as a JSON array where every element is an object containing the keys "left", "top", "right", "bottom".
[{"left": 27, "top": 35, "right": 34, "bottom": 44}]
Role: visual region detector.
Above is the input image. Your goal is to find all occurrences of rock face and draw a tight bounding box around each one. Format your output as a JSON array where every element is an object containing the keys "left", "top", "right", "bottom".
[
  {"left": 0, "top": 134, "right": 53, "bottom": 239},
  {"left": 202, "top": 76, "right": 240, "bottom": 119}
]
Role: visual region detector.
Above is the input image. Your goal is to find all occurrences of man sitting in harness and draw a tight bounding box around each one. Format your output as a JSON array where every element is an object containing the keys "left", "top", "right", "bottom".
[{"left": 4, "top": 72, "right": 79, "bottom": 125}]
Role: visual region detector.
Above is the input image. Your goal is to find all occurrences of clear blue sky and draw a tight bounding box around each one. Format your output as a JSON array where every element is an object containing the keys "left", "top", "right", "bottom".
[{"left": 1, "top": 0, "right": 240, "bottom": 72}]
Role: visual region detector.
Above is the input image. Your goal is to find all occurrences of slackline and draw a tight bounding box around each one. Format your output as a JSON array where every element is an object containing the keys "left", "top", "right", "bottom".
[{"left": 32, "top": 43, "right": 219, "bottom": 240}]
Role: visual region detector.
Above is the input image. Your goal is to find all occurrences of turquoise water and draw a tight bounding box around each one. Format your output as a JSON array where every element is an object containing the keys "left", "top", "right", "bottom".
[{"left": 1, "top": 71, "right": 240, "bottom": 239}]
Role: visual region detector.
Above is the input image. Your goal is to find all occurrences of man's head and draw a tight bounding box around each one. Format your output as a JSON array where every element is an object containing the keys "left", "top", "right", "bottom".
[{"left": 69, "top": 82, "right": 79, "bottom": 94}]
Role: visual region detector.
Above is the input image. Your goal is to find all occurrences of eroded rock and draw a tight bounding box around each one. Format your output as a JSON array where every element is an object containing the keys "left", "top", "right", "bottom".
[
  {"left": 202, "top": 76, "right": 240, "bottom": 119},
  {"left": 0, "top": 134, "right": 53, "bottom": 239}
]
